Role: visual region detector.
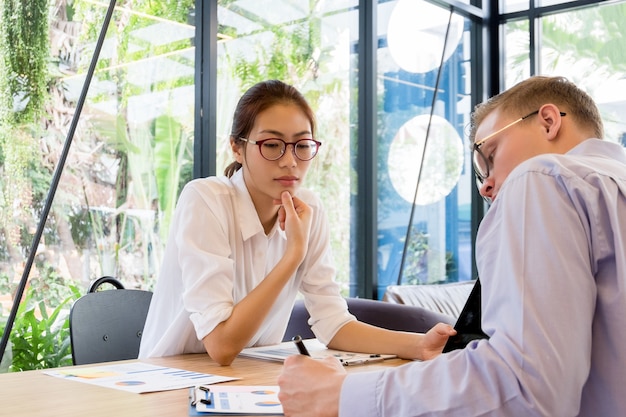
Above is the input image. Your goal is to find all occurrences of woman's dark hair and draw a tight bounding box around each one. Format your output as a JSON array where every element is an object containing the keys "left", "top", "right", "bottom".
[{"left": 224, "top": 80, "right": 316, "bottom": 177}]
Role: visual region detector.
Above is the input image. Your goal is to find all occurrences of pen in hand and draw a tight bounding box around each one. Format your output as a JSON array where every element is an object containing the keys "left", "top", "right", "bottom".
[{"left": 292, "top": 335, "right": 311, "bottom": 356}]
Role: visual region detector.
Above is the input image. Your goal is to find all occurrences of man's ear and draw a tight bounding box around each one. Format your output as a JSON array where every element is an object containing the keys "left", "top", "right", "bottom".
[
  {"left": 537, "top": 104, "right": 563, "bottom": 141},
  {"left": 231, "top": 137, "right": 244, "bottom": 164}
]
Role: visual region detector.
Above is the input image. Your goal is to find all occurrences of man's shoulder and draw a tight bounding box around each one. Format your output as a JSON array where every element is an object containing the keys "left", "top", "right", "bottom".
[
  {"left": 516, "top": 142, "right": 625, "bottom": 184},
  {"left": 501, "top": 147, "right": 626, "bottom": 210}
]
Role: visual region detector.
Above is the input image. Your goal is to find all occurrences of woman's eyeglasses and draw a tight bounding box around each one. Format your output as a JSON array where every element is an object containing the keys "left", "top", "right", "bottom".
[
  {"left": 472, "top": 110, "right": 566, "bottom": 184},
  {"left": 239, "top": 137, "right": 321, "bottom": 161}
]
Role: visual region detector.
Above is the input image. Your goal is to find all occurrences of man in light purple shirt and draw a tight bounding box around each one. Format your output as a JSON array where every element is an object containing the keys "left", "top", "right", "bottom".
[{"left": 278, "top": 76, "right": 626, "bottom": 416}]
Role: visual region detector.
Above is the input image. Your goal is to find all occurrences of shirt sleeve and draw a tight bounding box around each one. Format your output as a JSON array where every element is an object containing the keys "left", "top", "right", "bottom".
[
  {"left": 340, "top": 164, "right": 596, "bottom": 416},
  {"left": 174, "top": 182, "right": 238, "bottom": 341}
]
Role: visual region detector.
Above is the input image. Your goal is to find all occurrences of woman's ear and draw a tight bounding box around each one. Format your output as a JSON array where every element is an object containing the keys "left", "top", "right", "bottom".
[
  {"left": 538, "top": 104, "right": 563, "bottom": 141},
  {"left": 231, "top": 137, "right": 244, "bottom": 164}
]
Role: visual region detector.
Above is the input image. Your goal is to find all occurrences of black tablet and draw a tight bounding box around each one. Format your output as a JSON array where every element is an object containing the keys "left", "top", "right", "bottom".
[{"left": 442, "top": 278, "right": 489, "bottom": 353}]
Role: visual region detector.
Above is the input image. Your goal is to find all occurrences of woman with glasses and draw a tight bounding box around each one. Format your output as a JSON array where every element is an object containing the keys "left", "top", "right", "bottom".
[{"left": 139, "top": 80, "right": 454, "bottom": 365}]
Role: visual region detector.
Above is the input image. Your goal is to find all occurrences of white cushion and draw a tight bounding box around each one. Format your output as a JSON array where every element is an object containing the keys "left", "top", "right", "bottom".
[{"left": 383, "top": 280, "right": 475, "bottom": 318}]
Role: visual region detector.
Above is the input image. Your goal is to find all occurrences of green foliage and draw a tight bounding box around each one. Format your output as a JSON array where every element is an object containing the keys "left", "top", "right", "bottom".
[
  {"left": 30, "top": 258, "right": 81, "bottom": 306},
  {"left": 397, "top": 232, "right": 456, "bottom": 285},
  {"left": 0, "top": 0, "right": 198, "bottom": 372},
  {"left": 221, "top": 3, "right": 351, "bottom": 293},
  {"left": 153, "top": 115, "right": 193, "bottom": 238},
  {"left": 0, "top": 0, "right": 50, "bottom": 124},
  {"left": 0, "top": 126, "right": 44, "bottom": 256},
  {"left": 0, "top": 258, "right": 80, "bottom": 305},
  {"left": 2, "top": 284, "right": 81, "bottom": 372},
  {"left": 69, "top": 0, "right": 196, "bottom": 282},
  {"left": 231, "top": 22, "right": 321, "bottom": 92},
  {"left": 0, "top": 271, "right": 11, "bottom": 294},
  {"left": 0, "top": 0, "right": 51, "bottom": 275},
  {"left": 541, "top": 4, "right": 626, "bottom": 73},
  {"left": 399, "top": 230, "right": 430, "bottom": 285},
  {"left": 136, "top": 0, "right": 195, "bottom": 23}
]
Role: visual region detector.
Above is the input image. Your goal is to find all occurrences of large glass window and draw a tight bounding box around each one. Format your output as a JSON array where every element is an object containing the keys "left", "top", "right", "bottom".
[
  {"left": 501, "top": 0, "right": 530, "bottom": 14},
  {"left": 375, "top": 0, "right": 473, "bottom": 296},
  {"left": 214, "top": 0, "right": 475, "bottom": 298},
  {"left": 538, "top": 2, "right": 626, "bottom": 143},
  {"left": 216, "top": 1, "right": 356, "bottom": 294},
  {"left": 502, "top": 19, "right": 530, "bottom": 87},
  {"left": 0, "top": 0, "right": 195, "bottom": 372},
  {"left": 503, "top": 1, "right": 626, "bottom": 144}
]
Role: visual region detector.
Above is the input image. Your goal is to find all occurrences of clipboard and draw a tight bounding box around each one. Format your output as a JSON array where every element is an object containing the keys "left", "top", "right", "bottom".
[{"left": 188, "top": 385, "right": 284, "bottom": 415}]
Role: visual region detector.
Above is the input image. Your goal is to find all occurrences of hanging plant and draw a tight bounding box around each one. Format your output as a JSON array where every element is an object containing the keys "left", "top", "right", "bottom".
[
  {"left": 0, "top": 0, "right": 50, "bottom": 125},
  {"left": 0, "top": 0, "right": 50, "bottom": 274}
]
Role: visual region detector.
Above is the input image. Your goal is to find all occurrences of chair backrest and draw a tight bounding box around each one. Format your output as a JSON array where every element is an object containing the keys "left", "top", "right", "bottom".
[
  {"left": 69, "top": 276, "right": 153, "bottom": 365},
  {"left": 283, "top": 297, "right": 455, "bottom": 342}
]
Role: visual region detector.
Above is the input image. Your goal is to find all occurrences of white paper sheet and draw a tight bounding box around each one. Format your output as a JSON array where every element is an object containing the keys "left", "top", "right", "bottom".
[{"left": 44, "top": 362, "right": 239, "bottom": 393}]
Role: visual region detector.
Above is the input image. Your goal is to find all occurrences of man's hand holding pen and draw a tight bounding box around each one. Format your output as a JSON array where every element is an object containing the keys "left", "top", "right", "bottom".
[
  {"left": 278, "top": 353, "right": 346, "bottom": 417},
  {"left": 292, "top": 335, "right": 311, "bottom": 356}
]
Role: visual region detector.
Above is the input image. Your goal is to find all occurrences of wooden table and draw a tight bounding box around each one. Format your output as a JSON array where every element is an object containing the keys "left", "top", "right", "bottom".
[{"left": 1, "top": 354, "right": 407, "bottom": 417}]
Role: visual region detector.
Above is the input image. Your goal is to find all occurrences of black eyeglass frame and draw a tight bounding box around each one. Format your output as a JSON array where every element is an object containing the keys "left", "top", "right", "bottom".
[
  {"left": 472, "top": 110, "right": 566, "bottom": 184},
  {"left": 239, "top": 137, "right": 322, "bottom": 161}
]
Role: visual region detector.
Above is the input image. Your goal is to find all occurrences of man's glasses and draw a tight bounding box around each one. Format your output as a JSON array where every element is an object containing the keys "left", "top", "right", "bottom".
[
  {"left": 472, "top": 110, "right": 566, "bottom": 184},
  {"left": 239, "top": 137, "right": 321, "bottom": 161}
]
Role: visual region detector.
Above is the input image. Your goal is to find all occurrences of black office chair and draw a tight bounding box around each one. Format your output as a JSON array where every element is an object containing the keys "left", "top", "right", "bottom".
[
  {"left": 69, "top": 276, "right": 153, "bottom": 365},
  {"left": 283, "top": 297, "right": 456, "bottom": 342}
]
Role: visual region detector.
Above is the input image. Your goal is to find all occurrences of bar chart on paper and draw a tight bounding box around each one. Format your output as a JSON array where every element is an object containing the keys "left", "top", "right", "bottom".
[{"left": 44, "top": 362, "right": 238, "bottom": 393}]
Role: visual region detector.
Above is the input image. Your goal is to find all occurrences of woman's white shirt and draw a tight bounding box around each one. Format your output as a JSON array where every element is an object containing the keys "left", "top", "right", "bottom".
[{"left": 139, "top": 169, "right": 354, "bottom": 358}]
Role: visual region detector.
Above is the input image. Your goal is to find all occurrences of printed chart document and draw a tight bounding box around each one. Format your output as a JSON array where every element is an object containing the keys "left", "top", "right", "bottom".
[
  {"left": 189, "top": 385, "right": 283, "bottom": 415},
  {"left": 239, "top": 338, "right": 396, "bottom": 366},
  {"left": 44, "top": 362, "right": 239, "bottom": 393}
]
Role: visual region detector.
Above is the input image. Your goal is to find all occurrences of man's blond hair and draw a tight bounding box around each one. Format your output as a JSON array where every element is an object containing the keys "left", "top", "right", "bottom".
[{"left": 469, "top": 76, "right": 604, "bottom": 144}]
